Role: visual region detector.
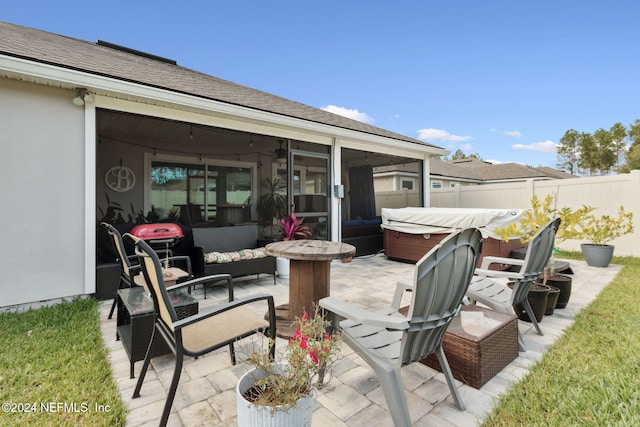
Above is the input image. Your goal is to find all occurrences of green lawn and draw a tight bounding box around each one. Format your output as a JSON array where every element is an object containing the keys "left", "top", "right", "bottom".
[
  {"left": 482, "top": 254, "right": 640, "bottom": 426},
  {"left": 0, "top": 298, "right": 126, "bottom": 427}
]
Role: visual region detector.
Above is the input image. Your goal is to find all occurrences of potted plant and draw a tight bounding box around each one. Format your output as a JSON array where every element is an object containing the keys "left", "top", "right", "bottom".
[
  {"left": 275, "top": 212, "right": 312, "bottom": 278},
  {"left": 560, "top": 205, "right": 634, "bottom": 267},
  {"left": 257, "top": 178, "right": 287, "bottom": 239},
  {"left": 278, "top": 212, "right": 312, "bottom": 241},
  {"left": 236, "top": 310, "right": 341, "bottom": 426},
  {"left": 494, "top": 195, "right": 574, "bottom": 309}
]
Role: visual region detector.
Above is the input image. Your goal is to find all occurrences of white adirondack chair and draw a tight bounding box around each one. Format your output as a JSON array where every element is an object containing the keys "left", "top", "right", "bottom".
[{"left": 320, "top": 228, "right": 483, "bottom": 427}]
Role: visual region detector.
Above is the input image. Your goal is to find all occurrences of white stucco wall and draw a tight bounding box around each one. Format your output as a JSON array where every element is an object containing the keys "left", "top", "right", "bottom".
[{"left": 0, "top": 80, "right": 86, "bottom": 308}]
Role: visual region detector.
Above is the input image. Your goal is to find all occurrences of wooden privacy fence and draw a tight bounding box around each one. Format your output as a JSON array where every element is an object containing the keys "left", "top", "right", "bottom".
[{"left": 429, "top": 170, "right": 640, "bottom": 257}]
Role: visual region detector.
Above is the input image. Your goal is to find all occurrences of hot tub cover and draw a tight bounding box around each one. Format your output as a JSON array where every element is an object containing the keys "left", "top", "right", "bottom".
[{"left": 381, "top": 207, "right": 527, "bottom": 239}]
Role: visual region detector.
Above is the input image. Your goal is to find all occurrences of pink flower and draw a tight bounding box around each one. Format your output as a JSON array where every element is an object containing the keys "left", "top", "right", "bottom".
[{"left": 299, "top": 337, "right": 309, "bottom": 350}]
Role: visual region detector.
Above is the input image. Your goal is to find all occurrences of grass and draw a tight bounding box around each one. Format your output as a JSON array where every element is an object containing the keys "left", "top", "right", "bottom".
[
  {"left": 0, "top": 298, "right": 126, "bottom": 427},
  {"left": 482, "top": 253, "right": 640, "bottom": 426}
]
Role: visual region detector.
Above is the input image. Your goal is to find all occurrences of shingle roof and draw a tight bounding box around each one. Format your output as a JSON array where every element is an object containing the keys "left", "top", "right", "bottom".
[
  {"left": 431, "top": 158, "right": 575, "bottom": 181},
  {"left": 0, "top": 21, "right": 439, "bottom": 150},
  {"left": 533, "top": 166, "right": 576, "bottom": 179},
  {"left": 429, "top": 159, "right": 481, "bottom": 180}
]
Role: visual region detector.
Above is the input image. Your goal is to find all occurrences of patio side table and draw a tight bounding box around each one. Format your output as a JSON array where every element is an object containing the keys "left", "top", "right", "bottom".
[
  {"left": 116, "top": 287, "right": 198, "bottom": 378},
  {"left": 265, "top": 239, "right": 355, "bottom": 338}
]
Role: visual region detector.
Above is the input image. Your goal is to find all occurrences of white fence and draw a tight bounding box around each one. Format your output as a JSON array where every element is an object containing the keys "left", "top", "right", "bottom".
[{"left": 429, "top": 170, "right": 640, "bottom": 257}]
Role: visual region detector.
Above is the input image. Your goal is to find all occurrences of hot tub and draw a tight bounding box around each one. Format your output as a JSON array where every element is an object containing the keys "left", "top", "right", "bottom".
[{"left": 381, "top": 207, "right": 527, "bottom": 263}]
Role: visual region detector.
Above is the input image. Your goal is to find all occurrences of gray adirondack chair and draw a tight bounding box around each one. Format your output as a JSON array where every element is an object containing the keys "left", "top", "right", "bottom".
[
  {"left": 465, "top": 217, "right": 561, "bottom": 351},
  {"left": 320, "top": 228, "right": 483, "bottom": 427}
]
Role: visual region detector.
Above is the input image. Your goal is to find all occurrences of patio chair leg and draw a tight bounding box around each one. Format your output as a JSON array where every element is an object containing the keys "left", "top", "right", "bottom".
[
  {"left": 108, "top": 297, "right": 117, "bottom": 319},
  {"left": 522, "top": 298, "right": 544, "bottom": 336},
  {"left": 132, "top": 326, "right": 158, "bottom": 399},
  {"left": 107, "top": 279, "right": 125, "bottom": 319},
  {"left": 518, "top": 332, "right": 526, "bottom": 352},
  {"left": 160, "top": 351, "right": 184, "bottom": 427},
  {"left": 435, "top": 346, "right": 465, "bottom": 411},
  {"left": 229, "top": 343, "right": 236, "bottom": 365},
  {"left": 374, "top": 364, "right": 412, "bottom": 427}
]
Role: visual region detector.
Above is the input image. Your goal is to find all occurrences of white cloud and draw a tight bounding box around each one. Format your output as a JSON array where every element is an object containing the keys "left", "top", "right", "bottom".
[
  {"left": 417, "top": 128, "right": 472, "bottom": 142},
  {"left": 491, "top": 128, "right": 523, "bottom": 138},
  {"left": 459, "top": 143, "right": 473, "bottom": 151},
  {"left": 321, "top": 105, "right": 374, "bottom": 124},
  {"left": 512, "top": 140, "right": 557, "bottom": 153},
  {"left": 504, "top": 130, "right": 523, "bottom": 138}
]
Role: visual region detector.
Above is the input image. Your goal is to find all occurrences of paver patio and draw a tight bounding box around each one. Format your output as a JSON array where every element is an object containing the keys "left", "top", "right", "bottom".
[{"left": 99, "top": 253, "right": 621, "bottom": 426}]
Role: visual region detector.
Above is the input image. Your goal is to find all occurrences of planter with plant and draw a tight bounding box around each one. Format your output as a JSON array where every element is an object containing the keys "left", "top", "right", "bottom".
[
  {"left": 275, "top": 212, "right": 312, "bottom": 278},
  {"left": 278, "top": 212, "right": 312, "bottom": 241},
  {"left": 257, "top": 178, "right": 287, "bottom": 239},
  {"left": 495, "top": 194, "right": 575, "bottom": 309},
  {"left": 237, "top": 310, "right": 341, "bottom": 426},
  {"left": 560, "top": 205, "right": 634, "bottom": 267}
]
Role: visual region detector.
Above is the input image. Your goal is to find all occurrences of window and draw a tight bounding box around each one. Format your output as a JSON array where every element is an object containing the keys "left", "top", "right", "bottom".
[
  {"left": 400, "top": 178, "right": 415, "bottom": 190},
  {"left": 150, "top": 161, "right": 252, "bottom": 222},
  {"left": 431, "top": 180, "right": 443, "bottom": 189}
]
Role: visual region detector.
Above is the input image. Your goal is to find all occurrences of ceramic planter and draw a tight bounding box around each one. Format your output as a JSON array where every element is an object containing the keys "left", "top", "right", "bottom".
[
  {"left": 513, "top": 283, "right": 549, "bottom": 323},
  {"left": 581, "top": 243, "right": 614, "bottom": 268},
  {"left": 236, "top": 366, "right": 314, "bottom": 427},
  {"left": 544, "top": 286, "right": 560, "bottom": 315},
  {"left": 537, "top": 274, "right": 572, "bottom": 309},
  {"left": 276, "top": 257, "right": 290, "bottom": 279}
]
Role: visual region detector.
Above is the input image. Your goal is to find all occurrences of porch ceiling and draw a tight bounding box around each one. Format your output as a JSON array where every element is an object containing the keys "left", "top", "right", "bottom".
[{"left": 97, "top": 109, "right": 419, "bottom": 168}]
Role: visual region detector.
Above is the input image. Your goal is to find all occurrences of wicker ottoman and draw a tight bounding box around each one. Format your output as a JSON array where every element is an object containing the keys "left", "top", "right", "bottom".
[{"left": 421, "top": 305, "right": 518, "bottom": 389}]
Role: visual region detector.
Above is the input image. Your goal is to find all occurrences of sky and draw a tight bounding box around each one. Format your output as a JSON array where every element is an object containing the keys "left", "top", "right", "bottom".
[{"left": 4, "top": 1, "right": 640, "bottom": 168}]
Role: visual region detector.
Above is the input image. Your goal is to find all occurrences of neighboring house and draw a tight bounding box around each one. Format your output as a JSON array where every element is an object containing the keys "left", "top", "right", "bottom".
[
  {"left": 0, "top": 22, "right": 447, "bottom": 309},
  {"left": 373, "top": 158, "right": 574, "bottom": 191},
  {"left": 428, "top": 158, "right": 575, "bottom": 188}
]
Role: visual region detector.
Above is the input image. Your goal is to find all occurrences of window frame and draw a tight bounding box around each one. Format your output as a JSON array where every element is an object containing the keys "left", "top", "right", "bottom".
[{"left": 144, "top": 152, "right": 257, "bottom": 220}]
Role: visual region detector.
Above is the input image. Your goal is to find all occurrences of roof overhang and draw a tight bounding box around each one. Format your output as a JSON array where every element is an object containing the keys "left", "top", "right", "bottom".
[{"left": 1, "top": 54, "right": 448, "bottom": 158}]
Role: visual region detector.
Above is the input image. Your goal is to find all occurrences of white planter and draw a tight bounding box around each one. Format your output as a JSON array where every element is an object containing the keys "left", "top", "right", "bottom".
[
  {"left": 276, "top": 257, "right": 290, "bottom": 279},
  {"left": 236, "top": 366, "right": 314, "bottom": 426}
]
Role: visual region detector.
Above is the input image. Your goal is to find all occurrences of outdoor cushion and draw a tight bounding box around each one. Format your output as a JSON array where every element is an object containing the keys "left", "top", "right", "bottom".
[{"left": 204, "top": 248, "right": 267, "bottom": 264}]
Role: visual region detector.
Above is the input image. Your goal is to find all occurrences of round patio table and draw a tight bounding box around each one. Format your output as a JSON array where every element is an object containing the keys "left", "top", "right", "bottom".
[{"left": 265, "top": 239, "right": 355, "bottom": 337}]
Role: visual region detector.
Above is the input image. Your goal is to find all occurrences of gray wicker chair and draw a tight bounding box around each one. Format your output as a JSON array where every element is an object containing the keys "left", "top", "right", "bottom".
[
  {"left": 465, "top": 217, "right": 561, "bottom": 351},
  {"left": 127, "top": 234, "right": 276, "bottom": 427},
  {"left": 320, "top": 228, "right": 483, "bottom": 427}
]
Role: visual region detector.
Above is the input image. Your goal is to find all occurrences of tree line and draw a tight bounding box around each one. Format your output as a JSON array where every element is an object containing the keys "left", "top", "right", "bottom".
[{"left": 557, "top": 119, "right": 640, "bottom": 176}]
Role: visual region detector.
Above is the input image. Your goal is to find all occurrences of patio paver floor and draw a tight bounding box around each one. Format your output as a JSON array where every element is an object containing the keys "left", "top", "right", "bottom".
[{"left": 98, "top": 254, "right": 621, "bottom": 426}]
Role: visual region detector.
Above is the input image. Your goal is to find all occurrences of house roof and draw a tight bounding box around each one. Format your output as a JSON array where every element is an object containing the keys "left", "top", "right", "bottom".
[
  {"left": 430, "top": 158, "right": 575, "bottom": 182},
  {"left": 0, "top": 21, "right": 440, "bottom": 151}
]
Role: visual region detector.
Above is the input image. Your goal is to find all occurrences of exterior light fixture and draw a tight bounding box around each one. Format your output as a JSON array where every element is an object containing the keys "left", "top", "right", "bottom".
[{"left": 73, "top": 88, "right": 93, "bottom": 106}]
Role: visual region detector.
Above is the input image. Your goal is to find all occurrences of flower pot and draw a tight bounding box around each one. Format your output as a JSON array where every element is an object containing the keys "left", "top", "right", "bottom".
[
  {"left": 544, "top": 286, "right": 560, "bottom": 316},
  {"left": 580, "top": 243, "right": 614, "bottom": 268},
  {"left": 513, "top": 283, "right": 549, "bottom": 323},
  {"left": 537, "top": 274, "right": 572, "bottom": 309},
  {"left": 276, "top": 257, "right": 290, "bottom": 279},
  {"left": 237, "top": 366, "right": 314, "bottom": 427}
]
